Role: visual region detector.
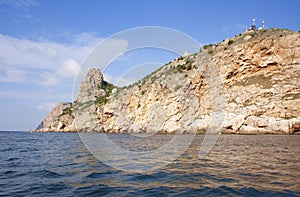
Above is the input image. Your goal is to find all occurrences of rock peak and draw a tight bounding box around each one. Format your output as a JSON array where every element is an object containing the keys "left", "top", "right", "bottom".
[
  {"left": 36, "top": 29, "right": 300, "bottom": 134},
  {"left": 76, "top": 68, "right": 104, "bottom": 103}
]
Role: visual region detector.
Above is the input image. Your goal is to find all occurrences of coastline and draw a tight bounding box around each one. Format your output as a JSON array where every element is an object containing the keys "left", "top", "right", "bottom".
[
  {"left": 36, "top": 29, "right": 300, "bottom": 135},
  {"left": 32, "top": 129, "right": 300, "bottom": 135}
]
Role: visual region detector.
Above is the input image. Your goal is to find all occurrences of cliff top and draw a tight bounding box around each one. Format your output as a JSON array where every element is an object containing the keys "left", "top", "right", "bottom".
[{"left": 36, "top": 28, "right": 300, "bottom": 134}]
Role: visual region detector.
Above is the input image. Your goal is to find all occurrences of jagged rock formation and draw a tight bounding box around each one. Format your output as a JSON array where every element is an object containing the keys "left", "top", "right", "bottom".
[
  {"left": 36, "top": 102, "right": 72, "bottom": 131},
  {"left": 77, "top": 68, "right": 106, "bottom": 103},
  {"left": 36, "top": 28, "right": 300, "bottom": 134}
]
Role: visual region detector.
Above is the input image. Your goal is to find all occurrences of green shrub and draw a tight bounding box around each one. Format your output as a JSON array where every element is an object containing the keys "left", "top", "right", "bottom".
[
  {"left": 151, "top": 76, "right": 158, "bottom": 83},
  {"left": 176, "top": 64, "right": 186, "bottom": 72},
  {"left": 60, "top": 106, "right": 72, "bottom": 117},
  {"left": 141, "top": 90, "right": 146, "bottom": 95},
  {"left": 165, "top": 67, "right": 177, "bottom": 76},
  {"left": 228, "top": 40, "right": 234, "bottom": 45},
  {"left": 95, "top": 96, "right": 107, "bottom": 106},
  {"left": 202, "top": 44, "right": 213, "bottom": 50},
  {"left": 208, "top": 50, "right": 213, "bottom": 55},
  {"left": 176, "top": 59, "right": 194, "bottom": 72},
  {"left": 94, "top": 82, "right": 115, "bottom": 106},
  {"left": 102, "top": 81, "right": 115, "bottom": 95},
  {"left": 224, "top": 47, "right": 228, "bottom": 50}
]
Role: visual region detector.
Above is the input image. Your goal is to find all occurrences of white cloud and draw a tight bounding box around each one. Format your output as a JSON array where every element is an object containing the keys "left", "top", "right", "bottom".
[
  {"left": 57, "top": 58, "right": 81, "bottom": 78},
  {"left": 0, "top": 68, "right": 59, "bottom": 87},
  {"left": 39, "top": 72, "right": 60, "bottom": 87},
  {"left": 0, "top": 69, "right": 27, "bottom": 83},
  {"left": 71, "top": 32, "right": 103, "bottom": 46},
  {"left": 0, "top": 33, "right": 128, "bottom": 88},
  {"left": 0, "top": 31, "right": 129, "bottom": 119},
  {"left": 0, "top": 34, "right": 86, "bottom": 69},
  {"left": 37, "top": 102, "right": 57, "bottom": 112},
  {"left": 82, "top": 38, "right": 129, "bottom": 70}
]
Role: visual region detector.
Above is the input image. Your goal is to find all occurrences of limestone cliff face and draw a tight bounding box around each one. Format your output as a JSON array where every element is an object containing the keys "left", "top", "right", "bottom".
[
  {"left": 77, "top": 68, "right": 105, "bottom": 103},
  {"left": 36, "top": 102, "right": 72, "bottom": 131},
  {"left": 36, "top": 29, "right": 300, "bottom": 134}
]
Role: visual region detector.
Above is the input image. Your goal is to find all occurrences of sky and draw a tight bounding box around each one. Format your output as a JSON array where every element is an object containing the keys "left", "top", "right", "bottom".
[{"left": 0, "top": 0, "right": 299, "bottom": 131}]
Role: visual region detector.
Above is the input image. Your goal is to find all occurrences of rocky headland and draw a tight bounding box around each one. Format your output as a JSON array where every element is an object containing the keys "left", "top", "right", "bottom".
[{"left": 36, "top": 28, "right": 300, "bottom": 134}]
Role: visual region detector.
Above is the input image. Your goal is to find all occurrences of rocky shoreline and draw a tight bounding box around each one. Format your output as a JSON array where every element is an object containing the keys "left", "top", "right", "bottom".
[{"left": 36, "top": 28, "right": 300, "bottom": 134}]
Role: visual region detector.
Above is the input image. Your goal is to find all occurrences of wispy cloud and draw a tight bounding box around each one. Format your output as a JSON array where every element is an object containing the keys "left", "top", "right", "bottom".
[
  {"left": 0, "top": 33, "right": 90, "bottom": 70},
  {"left": 70, "top": 32, "right": 103, "bottom": 46},
  {"left": 38, "top": 72, "right": 60, "bottom": 87},
  {"left": 0, "top": 0, "right": 40, "bottom": 23},
  {"left": 0, "top": 0, "right": 39, "bottom": 9},
  {"left": 222, "top": 24, "right": 247, "bottom": 33},
  {"left": 57, "top": 58, "right": 81, "bottom": 78},
  {"left": 0, "top": 69, "right": 60, "bottom": 87},
  {"left": 37, "top": 102, "right": 56, "bottom": 112},
  {"left": 0, "top": 33, "right": 105, "bottom": 87},
  {"left": 0, "top": 32, "right": 128, "bottom": 103}
]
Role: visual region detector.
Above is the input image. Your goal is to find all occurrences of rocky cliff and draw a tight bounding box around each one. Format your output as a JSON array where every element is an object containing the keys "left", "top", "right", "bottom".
[{"left": 36, "top": 28, "right": 300, "bottom": 134}]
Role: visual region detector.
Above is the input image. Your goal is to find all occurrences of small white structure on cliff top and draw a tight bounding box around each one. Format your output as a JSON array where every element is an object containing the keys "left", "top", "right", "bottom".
[
  {"left": 250, "top": 19, "right": 257, "bottom": 30},
  {"left": 183, "top": 51, "right": 190, "bottom": 56},
  {"left": 248, "top": 19, "right": 265, "bottom": 31},
  {"left": 258, "top": 20, "right": 265, "bottom": 30}
]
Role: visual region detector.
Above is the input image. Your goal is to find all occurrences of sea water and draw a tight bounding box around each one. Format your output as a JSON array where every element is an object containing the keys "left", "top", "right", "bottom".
[{"left": 0, "top": 131, "right": 299, "bottom": 196}]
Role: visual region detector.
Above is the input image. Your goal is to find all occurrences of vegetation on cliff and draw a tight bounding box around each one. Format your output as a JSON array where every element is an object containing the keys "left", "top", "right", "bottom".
[{"left": 36, "top": 28, "right": 300, "bottom": 134}]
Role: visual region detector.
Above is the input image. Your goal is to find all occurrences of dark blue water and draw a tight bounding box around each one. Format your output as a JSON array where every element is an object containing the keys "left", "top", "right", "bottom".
[{"left": 0, "top": 131, "right": 299, "bottom": 196}]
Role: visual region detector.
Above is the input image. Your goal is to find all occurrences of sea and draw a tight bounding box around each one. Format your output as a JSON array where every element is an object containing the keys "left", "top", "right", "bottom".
[{"left": 0, "top": 131, "right": 299, "bottom": 196}]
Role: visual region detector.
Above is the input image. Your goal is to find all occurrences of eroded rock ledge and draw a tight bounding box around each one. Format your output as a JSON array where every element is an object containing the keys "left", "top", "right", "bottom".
[{"left": 36, "top": 29, "right": 300, "bottom": 134}]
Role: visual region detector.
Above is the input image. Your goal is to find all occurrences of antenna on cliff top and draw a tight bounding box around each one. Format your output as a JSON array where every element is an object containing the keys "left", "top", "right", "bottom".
[
  {"left": 258, "top": 19, "right": 265, "bottom": 30},
  {"left": 250, "top": 18, "right": 256, "bottom": 30}
]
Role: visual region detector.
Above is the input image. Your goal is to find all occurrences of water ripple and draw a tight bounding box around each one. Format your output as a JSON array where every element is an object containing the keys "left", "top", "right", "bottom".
[{"left": 0, "top": 132, "right": 299, "bottom": 196}]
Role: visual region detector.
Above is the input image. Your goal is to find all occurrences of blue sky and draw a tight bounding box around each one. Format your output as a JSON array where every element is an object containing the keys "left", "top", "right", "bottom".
[{"left": 0, "top": 0, "right": 299, "bottom": 131}]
